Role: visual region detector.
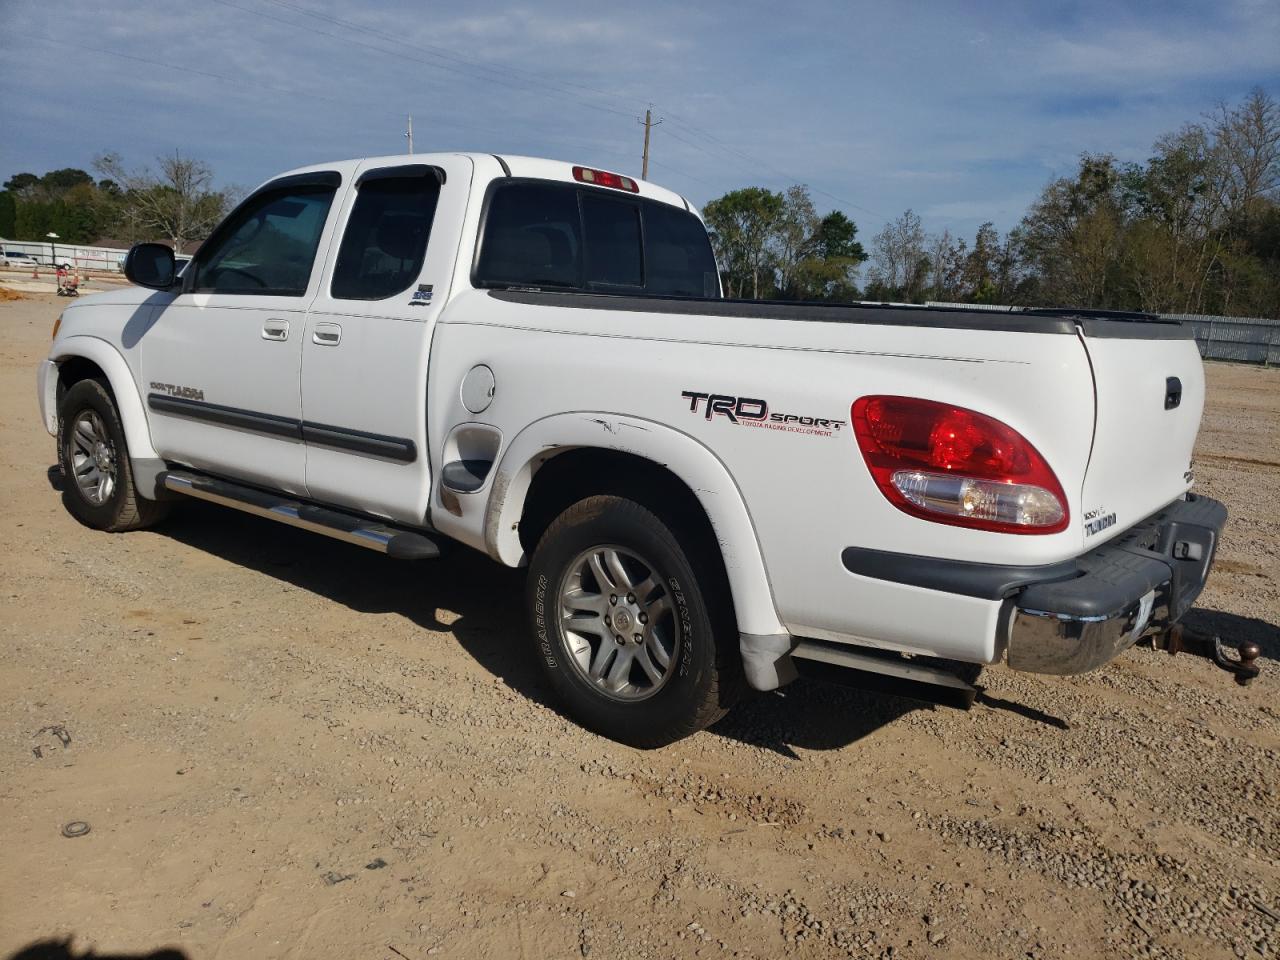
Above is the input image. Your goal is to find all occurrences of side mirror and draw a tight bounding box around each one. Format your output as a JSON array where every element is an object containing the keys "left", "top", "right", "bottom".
[{"left": 124, "top": 243, "right": 177, "bottom": 290}]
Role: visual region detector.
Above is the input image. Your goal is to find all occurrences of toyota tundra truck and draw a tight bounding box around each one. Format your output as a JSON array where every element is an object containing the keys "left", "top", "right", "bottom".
[{"left": 36, "top": 153, "right": 1243, "bottom": 746}]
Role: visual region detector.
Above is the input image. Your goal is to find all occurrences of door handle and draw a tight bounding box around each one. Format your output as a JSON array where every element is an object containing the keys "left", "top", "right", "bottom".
[
  {"left": 312, "top": 322, "right": 342, "bottom": 346},
  {"left": 262, "top": 319, "right": 290, "bottom": 341}
]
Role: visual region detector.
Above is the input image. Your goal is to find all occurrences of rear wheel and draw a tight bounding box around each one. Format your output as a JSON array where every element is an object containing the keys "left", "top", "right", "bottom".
[
  {"left": 57, "top": 379, "right": 169, "bottom": 531},
  {"left": 527, "top": 495, "right": 739, "bottom": 747}
]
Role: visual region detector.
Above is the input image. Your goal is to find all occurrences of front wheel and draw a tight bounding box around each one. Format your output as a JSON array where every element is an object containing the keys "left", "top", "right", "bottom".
[
  {"left": 526, "top": 495, "right": 739, "bottom": 747},
  {"left": 57, "top": 378, "right": 169, "bottom": 532}
]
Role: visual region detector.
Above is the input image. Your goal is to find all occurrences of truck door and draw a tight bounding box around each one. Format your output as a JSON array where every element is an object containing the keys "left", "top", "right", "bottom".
[
  {"left": 138, "top": 172, "right": 343, "bottom": 494},
  {"left": 299, "top": 156, "right": 472, "bottom": 525}
]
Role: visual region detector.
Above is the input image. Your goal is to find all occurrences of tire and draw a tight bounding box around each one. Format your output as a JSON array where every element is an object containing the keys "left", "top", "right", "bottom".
[
  {"left": 57, "top": 378, "right": 169, "bottom": 532},
  {"left": 526, "top": 495, "right": 740, "bottom": 748}
]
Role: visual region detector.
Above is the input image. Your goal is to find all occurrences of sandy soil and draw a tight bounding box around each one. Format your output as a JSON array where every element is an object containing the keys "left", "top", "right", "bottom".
[{"left": 0, "top": 293, "right": 1276, "bottom": 960}]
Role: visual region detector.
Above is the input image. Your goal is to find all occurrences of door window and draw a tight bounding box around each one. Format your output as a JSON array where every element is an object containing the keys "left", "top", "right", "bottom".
[
  {"left": 331, "top": 175, "right": 441, "bottom": 300},
  {"left": 192, "top": 186, "right": 336, "bottom": 296}
]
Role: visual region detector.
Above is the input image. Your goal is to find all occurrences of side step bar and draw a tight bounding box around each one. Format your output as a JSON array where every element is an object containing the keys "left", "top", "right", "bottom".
[
  {"left": 161, "top": 470, "right": 440, "bottom": 559},
  {"left": 791, "top": 638, "right": 978, "bottom": 708}
]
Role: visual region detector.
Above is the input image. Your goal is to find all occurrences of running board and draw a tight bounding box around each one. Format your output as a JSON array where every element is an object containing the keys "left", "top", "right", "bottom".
[
  {"left": 161, "top": 470, "right": 441, "bottom": 559},
  {"left": 790, "top": 638, "right": 977, "bottom": 708}
]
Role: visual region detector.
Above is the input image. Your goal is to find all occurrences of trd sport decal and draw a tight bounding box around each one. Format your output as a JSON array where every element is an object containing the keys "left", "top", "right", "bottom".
[{"left": 681, "top": 391, "right": 845, "bottom": 438}]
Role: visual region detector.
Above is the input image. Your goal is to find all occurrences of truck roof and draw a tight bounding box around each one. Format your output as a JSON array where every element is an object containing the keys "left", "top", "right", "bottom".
[{"left": 272, "top": 152, "right": 695, "bottom": 215}]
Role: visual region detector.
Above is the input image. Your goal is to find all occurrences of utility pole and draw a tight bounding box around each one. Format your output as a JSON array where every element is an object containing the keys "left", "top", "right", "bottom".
[
  {"left": 640, "top": 107, "right": 662, "bottom": 180},
  {"left": 405, "top": 114, "right": 414, "bottom": 155}
]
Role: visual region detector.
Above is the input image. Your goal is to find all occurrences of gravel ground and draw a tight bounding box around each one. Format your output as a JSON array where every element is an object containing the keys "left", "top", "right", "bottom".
[{"left": 0, "top": 293, "right": 1276, "bottom": 960}]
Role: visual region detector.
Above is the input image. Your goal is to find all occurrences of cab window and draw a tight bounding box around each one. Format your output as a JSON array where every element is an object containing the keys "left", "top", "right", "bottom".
[
  {"left": 192, "top": 185, "right": 336, "bottom": 296},
  {"left": 331, "top": 174, "right": 441, "bottom": 300},
  {"left": 643, "top": 201, "right": 718, "bottom": 297},
  {"left": 582, "top": 194, "right": 642, "bottom": 288},
  {"left": 475, "top": 182, "right": 582, "bottom": 289},
  {"left": 473, "top": 179, "right": 718, "bottom": 298}
]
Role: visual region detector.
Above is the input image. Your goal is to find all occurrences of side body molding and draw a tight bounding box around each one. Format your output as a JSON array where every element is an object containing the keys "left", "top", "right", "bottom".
[
  {"left": 50, "top": 336, "right": 160, "bottom": 462},
  {"left": 483, "top": 412, "right": 787, "bottom": 638}
]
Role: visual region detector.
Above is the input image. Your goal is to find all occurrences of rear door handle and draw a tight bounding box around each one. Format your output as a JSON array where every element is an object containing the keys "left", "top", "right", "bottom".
[
  {"left": 262, "top": 319, "right": 290, "bottom": 341},
  {"left": 312, "top": 322, "right": 342, "bottom": 346}
]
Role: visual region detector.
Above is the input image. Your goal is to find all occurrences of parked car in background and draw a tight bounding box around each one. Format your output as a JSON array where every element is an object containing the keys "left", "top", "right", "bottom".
[{"left": 1, "top": 250, "right": 42, "bottom": 269}]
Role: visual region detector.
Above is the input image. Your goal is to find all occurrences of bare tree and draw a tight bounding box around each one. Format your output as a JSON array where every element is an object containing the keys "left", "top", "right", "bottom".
[
  {"left": 772, "top": 185, "right": 819, "bottom": 297},
  {"left": 868, "top": 209, "right": 926, "bottom": 299},
  {"left": 1211, "top": 87, "right": 1280, "bottom": 217},
  {"left": 94, "top": 150, "right": 231, "bottom": 251},
  {"left": 926, "top": 228, "right": 955, "bottom": 300}
]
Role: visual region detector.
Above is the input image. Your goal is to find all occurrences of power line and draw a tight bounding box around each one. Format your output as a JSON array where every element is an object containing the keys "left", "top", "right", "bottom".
[
  {"left": 5, "top": 29, "right": 567, "bottom": 148},
  {"left": 15, "top": 3, "right": 890, "bottom": 222},
  {"left": 209, "top": 0, "right": 639, "bottom": 124},
  {"left": 660, "top": 109, "right": 891, "bottom": 224},
  {"left": 204, "top": 0, "right": 887, "bottom": 219},
  {"left": 257, "top": 0, "right": 639, "bottom": 120}
]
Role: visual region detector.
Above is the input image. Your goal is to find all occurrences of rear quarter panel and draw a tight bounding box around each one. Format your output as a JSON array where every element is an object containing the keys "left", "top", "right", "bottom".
[{"left": 430, "top": 292, "right": 1098, "bottom": 658}]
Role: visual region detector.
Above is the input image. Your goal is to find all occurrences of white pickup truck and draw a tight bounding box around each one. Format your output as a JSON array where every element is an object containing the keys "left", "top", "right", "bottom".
[{"left": 37, "top": 153, "right": 1242, "bottom": 746}]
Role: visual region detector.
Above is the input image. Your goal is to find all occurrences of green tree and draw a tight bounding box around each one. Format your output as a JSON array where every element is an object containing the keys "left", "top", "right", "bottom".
[
  {"left": 3, "top": 173, "right": 39, "bottom": 197},
  {"left": 789, "top": 210, "right": 867, "bottom": 300},
  {"left": 1018, "top": 154, "right": 1129, "bottom": 308},
  {"left": 0, "top": 191, "right": 15, "bottom": 238},
  {"left": 702, "top": 187, "right": 784, "bottom": 298}
]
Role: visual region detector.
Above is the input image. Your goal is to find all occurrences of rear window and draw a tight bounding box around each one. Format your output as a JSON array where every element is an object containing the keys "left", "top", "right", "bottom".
[
  {"left": 582, "top": 194, "right": 642, "bottom": 288},
  {"left": 475, "top": 182, "right": 581, "bottom": 289},
  {"left": 644, "top": 201, "right": 719, "bottom": 297},
  {"left": 474, "top": 180, "right": 718, "bottom": 297}
]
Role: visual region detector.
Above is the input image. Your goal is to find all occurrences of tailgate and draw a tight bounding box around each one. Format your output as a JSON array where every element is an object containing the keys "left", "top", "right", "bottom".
[{"left": 1076, "top": 316, "right": 1203, "bottom": 547}]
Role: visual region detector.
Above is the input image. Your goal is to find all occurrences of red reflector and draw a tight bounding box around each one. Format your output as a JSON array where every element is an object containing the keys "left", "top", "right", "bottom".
[
  {"left": 851, "top": 396, "right": 1069, "bottom": 534},
  {"left": 572, "top": 165, "right": 639, "bottom": 192}
]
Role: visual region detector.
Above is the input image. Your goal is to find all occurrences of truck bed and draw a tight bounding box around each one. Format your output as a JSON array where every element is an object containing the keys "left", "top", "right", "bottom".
[{"left": 488, "top": 289, "right": 1192, "bottom": 339}]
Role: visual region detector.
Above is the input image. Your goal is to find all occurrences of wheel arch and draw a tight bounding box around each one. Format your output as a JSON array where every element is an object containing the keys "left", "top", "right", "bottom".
[
  {"left": 485, "top": 413, "right": 785, "bottom": 638},
  {"left": 51, "top": 336, "right": 159, "bottom": 463}
]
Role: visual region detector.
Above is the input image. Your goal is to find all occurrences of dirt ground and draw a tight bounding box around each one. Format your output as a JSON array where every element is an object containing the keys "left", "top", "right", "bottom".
[{"left": 0, "top": 292, "right": 1276, "bottom": 960}]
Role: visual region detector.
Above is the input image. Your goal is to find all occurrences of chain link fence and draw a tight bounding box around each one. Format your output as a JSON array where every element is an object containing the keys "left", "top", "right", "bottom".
[
  {"left": 1166, "top": 314, "right": 1280, "bottom": 366},
  {"left": 926, "top": 302, "right": 1280, "bottom": 365}
]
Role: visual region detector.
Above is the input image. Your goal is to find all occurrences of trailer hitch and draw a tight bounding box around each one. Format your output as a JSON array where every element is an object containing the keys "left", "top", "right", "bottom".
[{"left": 1152, "top": 623, "right": 1262, "bottom": 686}]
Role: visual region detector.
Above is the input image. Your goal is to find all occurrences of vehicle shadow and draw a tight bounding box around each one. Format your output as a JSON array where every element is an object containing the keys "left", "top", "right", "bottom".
[
  {"left": 148, "top": 499, "right": 936, "bottom": 755},
  {"left": 155, "top": 499, "right": 555, "bottom": 705},
  {"left": 710, "top": 680, "right": 923, "bottom": 758},
  {"left": 6, "top": 940, "right": 188, "bottom": 960},
  {"left": 1182, "top": 607, "right": 1280, "bottom": 660}
]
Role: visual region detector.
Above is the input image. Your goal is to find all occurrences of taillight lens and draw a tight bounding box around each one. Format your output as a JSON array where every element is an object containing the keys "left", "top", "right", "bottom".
[{"left": 851, "top": 396, "right": 1068, "bottom": 534}]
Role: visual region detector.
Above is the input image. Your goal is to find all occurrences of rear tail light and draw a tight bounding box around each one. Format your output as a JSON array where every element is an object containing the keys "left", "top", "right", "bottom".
[
  {"left": 851, "top": 396, "right": 1068, "bottom": 534},
  {"left": 572, "top": 165, "right": 640, "bottom": 192}
]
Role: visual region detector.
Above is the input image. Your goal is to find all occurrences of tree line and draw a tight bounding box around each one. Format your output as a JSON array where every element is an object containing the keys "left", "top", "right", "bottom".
[
  {"left": 0, "top": 152, "right": 236, "bottom": 253},
  {"left": 2, "top": 87, "right": 1275, "bottom": 316},
  {"left": 703, "top": 88, "right": 1278, "bottom": 318}
]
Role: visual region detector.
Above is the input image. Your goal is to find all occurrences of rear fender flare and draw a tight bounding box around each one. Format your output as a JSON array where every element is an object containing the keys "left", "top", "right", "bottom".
[{"left": 485, "top": 412, "right": 786, "bottom": 638}]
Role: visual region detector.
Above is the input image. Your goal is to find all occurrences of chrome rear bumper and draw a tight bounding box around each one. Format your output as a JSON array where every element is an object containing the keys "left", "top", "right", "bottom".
[
  {"left": 1007, "top": 495, "right": 1226, "bottom": 675},
  {"left": 1009, "top": 589, "right": 1160, "bottom": 674}
]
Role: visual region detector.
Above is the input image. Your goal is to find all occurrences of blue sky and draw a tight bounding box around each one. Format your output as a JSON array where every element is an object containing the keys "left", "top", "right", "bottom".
[{"left": 2, "top": 0, "right": 1278, "bottom": 241}]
